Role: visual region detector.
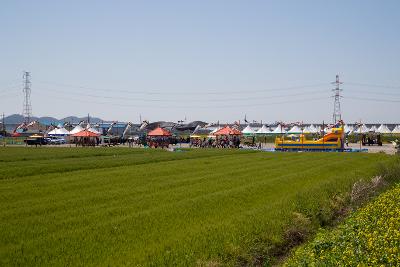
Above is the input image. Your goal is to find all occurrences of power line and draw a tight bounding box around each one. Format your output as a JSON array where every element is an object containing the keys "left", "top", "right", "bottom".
[
  {"left": 0, "top": 85, "right": 21, "bottom": 94},
  {"left": 35, "top": 91, "right": 330, "bottom": 109},
  {"left": 0, "top": 92, "right": 19, "bottom": 98},
  {"left": 36, "top": 80, "right": 330, "bottom": 95},
  {"left": 346, "top": 82, "right": 400, "bottom": 90},
  {"left": 42, "top": 87, "right": 330, "bottom": 103},
  {"left": 345, "top": 89, "right": 400, "bottom": 97},
  {"left": 344, "top": 96, "right": 400, "bottom": 103}
]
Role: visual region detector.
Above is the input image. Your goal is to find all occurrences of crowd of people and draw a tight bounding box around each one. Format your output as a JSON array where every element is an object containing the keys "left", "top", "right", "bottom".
[
  {"left": 190, "top": 136, "right": 241, "bottom": 148},
  {"left": 147, "top": 137, "right": 171, "bottom": 148},
  {"left": 68, "top": 134, "right": 250, "bottom": 149}
]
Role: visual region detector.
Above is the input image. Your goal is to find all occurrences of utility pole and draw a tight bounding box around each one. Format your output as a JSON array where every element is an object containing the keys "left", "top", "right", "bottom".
[
  {"left": 332, "top": 74, "right": 343, "bottom": 124},
  {"left": 22, "top": 71, "right": 32, "bottom": 123}
]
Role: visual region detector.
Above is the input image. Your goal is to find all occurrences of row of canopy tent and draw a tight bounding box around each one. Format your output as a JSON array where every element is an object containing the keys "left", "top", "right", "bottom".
[
  {"left": 242, "top": 124, "right": 321, "bottom": 135},
  {"left": 347, "top": 124, "right": 399, "bottom": 134},
  {"left": 48, "top": 125, "right": 174, "bottom": 140},
  {"left": 241, "top": 124, "right": 400, "bottom": 135},
  {"left": 47, "top": 123, "right": 400, "bottom": 137},
  {"left": 47, "top": 123, "right": 101, "bottom": 136},
  {"left": 191, "top": 126, "right": 243, "bottom": 137}
]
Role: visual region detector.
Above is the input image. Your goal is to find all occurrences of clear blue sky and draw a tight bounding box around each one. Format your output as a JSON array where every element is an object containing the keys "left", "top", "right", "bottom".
[{"left": 1, "top": 0, "right": 399, "bottom": 123}]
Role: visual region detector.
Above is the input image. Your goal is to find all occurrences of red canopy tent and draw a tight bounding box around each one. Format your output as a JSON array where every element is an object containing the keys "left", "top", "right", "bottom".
[
  {"left": 71, "top": 129, "right": 100, "bottom": 146},
  {"left": 147, "top": 127, "right": 172, "bottom": 136},
  {"left": 213, "top": 126, "right": 242, "bottom": 136},
  {"left": 71, "top": 129, "right": 100, "bottom": 137}
]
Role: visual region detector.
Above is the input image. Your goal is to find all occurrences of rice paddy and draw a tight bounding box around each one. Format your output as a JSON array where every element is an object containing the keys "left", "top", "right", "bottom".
[{"left": 0, "top": 147, "right": 396, "bottom": 266}]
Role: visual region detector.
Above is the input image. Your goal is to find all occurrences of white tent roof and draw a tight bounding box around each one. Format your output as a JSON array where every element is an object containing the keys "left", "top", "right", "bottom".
[
  {"left": 86, "top": 123, "right": 101, "bottom": 134},
  {"left": 344, "top": 124, "right": 354, "bottom": 133},
  {"left": 69, "top": 125, "right": 84, "bottom": 135},
  {"left": 256, "top": 125, "right": 270, "bottom": 134},
  {"left": 377, "top": 124, "right": 391, "bottom": 134},
  {"left": 210, "top": 126, "right": 222, "bottom": 134},
  {"left": 302, "top": 126, "right": 311, "bottom": 134},
  {"left": 355, "top": 124, "right": 370, "bottom": 134},
  {"left": 242, "top": 125, "right": 255, "bottom": 134},
  {"left": 287, "top": 125, "right": 302, "bottom": 134},
  {"left": 322, "top": 127, "right": 330, "bottom": 133},
  {"left": 369, "top": 125, "right": 378, "bottom": 132},
  {"left": 87, "top": 127, "right": 101, "bottom": 134},
  {"left": 391, "top": 125, "right": 400, "bottom": 134},
  {"left": 48, "top": 127, "right": 70, "bottom": 136},
  {"left": 271, "top": 124, "right": 286, "bottom": 134},
  {"left": 307, "top": 124, "right": 318, "bottom": 133}
]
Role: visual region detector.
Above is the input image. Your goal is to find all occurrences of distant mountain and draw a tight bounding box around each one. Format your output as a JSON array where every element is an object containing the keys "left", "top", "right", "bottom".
[
  {"left": 4, "top": 114, "right": 36, "bottom": 124},
  {"left": 60, "top": 116, "right": 105, "bottom": 124},
  {"left": 59, "top": 116, "right": 81, "bottom": 124},
  {"left": 4, "top": 114, "right": 107, "bottom": 125},
  {"left": 39, "top": 117, "right": 60, "bottom": 125}
]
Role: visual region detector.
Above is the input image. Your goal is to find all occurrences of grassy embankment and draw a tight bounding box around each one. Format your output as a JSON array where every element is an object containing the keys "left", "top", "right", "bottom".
[
  {"left": 0, "top": 147, "right": 397, "bottom": 266},
  {"left": 285, "top": 171, "right": 400, "bottom": 266}
]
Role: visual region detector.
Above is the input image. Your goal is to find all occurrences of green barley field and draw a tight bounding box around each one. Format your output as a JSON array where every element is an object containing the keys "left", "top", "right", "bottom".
[{"left": 0, "top": 147, "right": 396, "bottom": 266}]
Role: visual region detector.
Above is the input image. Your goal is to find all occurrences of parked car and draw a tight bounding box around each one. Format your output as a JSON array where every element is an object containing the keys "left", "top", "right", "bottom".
[{"left": 47, "top": 136, "right": 66, "bottom": 145}]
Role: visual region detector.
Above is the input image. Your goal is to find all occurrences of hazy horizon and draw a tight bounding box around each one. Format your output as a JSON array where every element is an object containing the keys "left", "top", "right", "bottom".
[{"left": 1, "top": 1, "right": 399, "bottom": 123}]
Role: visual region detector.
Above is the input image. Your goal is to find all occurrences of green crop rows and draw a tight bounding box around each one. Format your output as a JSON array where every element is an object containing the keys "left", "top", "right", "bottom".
[{"left": 0, "top": 147, "right": 395, "bottom": 266}]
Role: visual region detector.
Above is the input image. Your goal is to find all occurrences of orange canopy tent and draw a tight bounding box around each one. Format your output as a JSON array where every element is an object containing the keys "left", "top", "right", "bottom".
[
  {"left": 71, "top": 129, "right": 100, "bottom": 137},
  {"left": 213, "top": 126, "right": 242, "bottom": 136},
  {"left": 147, "top": 127, "right": 172, "bottom": 136}
]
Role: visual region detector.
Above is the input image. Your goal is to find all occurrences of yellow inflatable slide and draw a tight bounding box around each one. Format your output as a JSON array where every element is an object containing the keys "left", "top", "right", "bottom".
[{"left": 275, "top": 127, "right": 345, "bottom": 151}]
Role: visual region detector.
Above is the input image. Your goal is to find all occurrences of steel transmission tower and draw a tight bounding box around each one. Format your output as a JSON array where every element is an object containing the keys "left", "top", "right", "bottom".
[
  {"left": 22, "top": 71, "right": 32, "bottom": 123},
  {"left": 332, "top": 74, "right": 343, "bottom": 124}
]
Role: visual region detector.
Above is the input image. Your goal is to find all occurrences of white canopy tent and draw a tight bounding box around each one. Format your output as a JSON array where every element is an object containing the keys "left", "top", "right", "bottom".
[
  {"left": 355, "top": 124, "right": 370, "bottom": 134},
  {"left": 369, "top": 125, "right": 378, "bottom": 132},
  {"left": 344, "top": 124, "right": 354, "bottom": 133},
  {"left": 242, "top": 125, "right": 256, "bottom": 135},
  {"left": 69, "top": 125, "right": 84, "bottom": 135},
  {"left": 308, "top": 124, "right": 319, "bottom": 133},
  {"left": 287, "top": 125, "right": 302, "bottom": 134},
  {"left": 47, "top": 127, "right": 70, "bottom": 136},
  {"left": 322, "top": 127, "right": 330, "bottom": 134},
  {"left": 302, "top": 126, "right": 313, "bottom": 134},
  {"left": 377, "top": 124, "right": 391, "bottom": 134},
  {"left": 210, "top": 126, "right": 222, "bottom": 134},
  {"left": 302, "top": 126, "right": 310, "bottom": 133},
  {"left": 391, "top": 125, "right": 400, "bottom": 134},
  {"left": 86, "top": 123, "right": 101, "bottom": 135},
  {"left": 271, "top": 124, "right": 286, "bottom": 134},
  {"left": 256, "top": 125, "right": 270, "bottom": 134}
]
